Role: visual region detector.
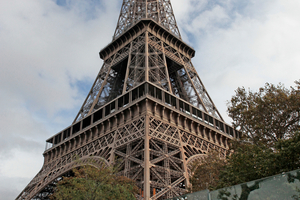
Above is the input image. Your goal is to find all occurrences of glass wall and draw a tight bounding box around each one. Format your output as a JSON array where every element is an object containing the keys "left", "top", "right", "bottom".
[{"left": 167, "top": 169, "right": 300, "bottom": 200}]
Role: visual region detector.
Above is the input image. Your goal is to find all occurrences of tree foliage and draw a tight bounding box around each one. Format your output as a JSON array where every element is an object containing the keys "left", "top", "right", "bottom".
[
  {"left": 217, "top": 141, "right": 277, "bottom": 189},
  {"left": 216, "top": 134, "right": 300, "bottom": 198},
  {"left": 50, "top": 165, "right": 138, "bottom": 200},
  {"left": 276, "top": 131, "right": 300, "bottom": 173},
  {"left": 189, "top": 132, "right": 300, "bottom": 193},
  {"left": 189, "top": 81, "right": 300, "bottom": 193},
  {"left": 227, "top": 81, "right": 300, "bottom": 146},
  {"left": 188, "top": 151, "right": 226, "bottom": 192}
]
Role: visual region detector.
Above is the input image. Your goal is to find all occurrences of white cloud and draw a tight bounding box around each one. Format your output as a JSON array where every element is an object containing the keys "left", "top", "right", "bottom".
[
  {"left": 0, "top": 177, "right": 30, "bottom": 200},
  {"left": 0, "top": 0, "right": 119, "bottom": 199},
  {"left": 0, "top": 152, "right": 42, "bottom": 200},
  {"left": 173, "top": 0, "right": 300, "bottom": 121},
  {"left": 1, "top": 0, "right": 300, "bottom": 199},
  {"left": 190, "top": 5, "right": 229, "bottom": 31}
]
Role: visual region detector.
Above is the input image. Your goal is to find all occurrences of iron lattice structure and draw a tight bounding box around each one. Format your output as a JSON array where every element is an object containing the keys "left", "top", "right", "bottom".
[
  {"left": 113, "top": 0, "right": 181, "bottom": 40},
  {"left": 17, "top": 1, "right": 239, "bottom": 200}
]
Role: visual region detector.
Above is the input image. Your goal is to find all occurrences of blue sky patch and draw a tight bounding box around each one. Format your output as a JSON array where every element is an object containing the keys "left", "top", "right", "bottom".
[
  {"left": 56, "top": 0, "right": 67, "bottom": 7},
  {"left": 54, "top": 0, "right": 106, "bottom": 21},
  {"left": 73, "top": 79, "right": 94, "bottom": 98}
]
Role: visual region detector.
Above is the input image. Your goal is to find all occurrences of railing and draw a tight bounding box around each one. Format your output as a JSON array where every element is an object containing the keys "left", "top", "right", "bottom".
[
  {"left": 45, "top": 82, "right": 239, "bottom": 151},
  {"left": 167, "top": 169, "right": 300, "bottom": 200},
  {"left": 45, "top": 82, "right": 147, "bottom": 151},
  {"left": 146, "top": 82, "right": 238, "bottom": 138}
]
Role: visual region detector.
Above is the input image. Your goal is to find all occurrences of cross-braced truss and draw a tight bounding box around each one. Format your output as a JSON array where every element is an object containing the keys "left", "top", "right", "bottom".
[
  {"left": 17, "top": 1, "right": 238, "bottom": 199},
  {"left": 74, "top": 26, "right": 223, "bottom": 122},
  {"left": 18, "top": 101, "right": 233, "bottom": 200},
  {"left": 114, "top": 0, "right": 181, "bottom": 40}
]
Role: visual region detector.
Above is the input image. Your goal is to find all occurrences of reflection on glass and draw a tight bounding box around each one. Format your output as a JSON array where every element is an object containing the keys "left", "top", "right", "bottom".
[{"left": 167, "top": 169, "right": 300, "bottom": 200}]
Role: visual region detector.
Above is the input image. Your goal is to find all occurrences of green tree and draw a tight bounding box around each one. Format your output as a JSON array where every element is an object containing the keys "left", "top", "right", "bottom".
[
  {"left": 189, "top": 81, "right": 300, "bottom": 193},
  {"left": 276, "top": 131, "right": 300, "bottom": 172},
  {"left": 227, "top": 81, "right": 300, "bottom": 146},
  {"left": 217, "top": 141, "right": 277, "bottom": 189},
  {"left": 188, "top": 151, "right": 226, "bottom": 192},
  {"left": 50, "top": 165, "right": 138, "bottom": 200},
  {"left": 217, "top": 132, "right": 300, "bottom": 190}
]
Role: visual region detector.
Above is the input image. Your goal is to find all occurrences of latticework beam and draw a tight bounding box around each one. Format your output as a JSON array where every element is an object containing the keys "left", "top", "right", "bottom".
[
  {"left": 114, "top": 0, "right": 181, "bottom": 40},
  {"left": 17, "top": 1, "right": 238, "bottom": 199}
]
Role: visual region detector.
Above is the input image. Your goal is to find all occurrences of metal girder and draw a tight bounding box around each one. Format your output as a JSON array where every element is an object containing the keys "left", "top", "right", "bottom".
[
  {"left": 114, "top": 0, "right": 181, "bottom": 40},
  {"left": 18, "top": 93, "right": 233, "bottom": 200},
  {"left": 17, "top": 1, "right": 235, "bottom": 200},
  {"left": 74, "top": 30, "right": 224, "bottom": 123}
]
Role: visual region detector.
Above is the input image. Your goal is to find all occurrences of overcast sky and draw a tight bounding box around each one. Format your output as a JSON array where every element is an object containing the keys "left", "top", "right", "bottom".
[{"left": 1, "top": 0, "right": 300, "bottom": 199}]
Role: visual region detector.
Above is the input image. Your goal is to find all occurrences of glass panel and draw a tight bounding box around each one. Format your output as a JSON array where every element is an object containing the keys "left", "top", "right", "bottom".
[
  {"left": 72, "top": 122, "right": 81, "bottom": 135},
  {"left": 167, "top": 169, "right": 300, "bottom": 200},
  {"left": 149, "top": 84, "right": 155, "bottom": 97},
  {"left": 210, "top": 169, "right": 300, "bottom": 200},
  {"left": 197, "top": 110, "right": 202, "bottom": 119},
  {"left": 165, "top": 93, "right": 171, "bottom": 104},
  {"left": 93, "top": 109, "right": 103, "bottom": 123},
  {"left": 132, "top": 88, "right": 138, "bottom": 101},
  {"left": 138, "top": 84, "right": 145, "bottom": 97},
  {"left": 171, "top": 96, "right": 177, "bottom": 107},
  {"left": 156, "top": 88, "right": 162, "bottom": 100},
  {"left": 179, "top": 100, "right": 184, "bottom": 111}
]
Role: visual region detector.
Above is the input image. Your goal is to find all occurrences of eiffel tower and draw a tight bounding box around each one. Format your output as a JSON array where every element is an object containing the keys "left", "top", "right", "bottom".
[{"left": 17, "top": 1, "right": 239, "bottom": 199}]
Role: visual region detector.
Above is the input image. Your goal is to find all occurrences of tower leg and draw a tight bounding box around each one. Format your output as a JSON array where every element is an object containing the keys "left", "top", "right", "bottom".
[{"left": 144, "top": 115, "right": 151, "bottom": 199}]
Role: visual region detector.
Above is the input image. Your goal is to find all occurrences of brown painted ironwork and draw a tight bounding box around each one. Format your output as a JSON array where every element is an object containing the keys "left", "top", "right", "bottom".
[
  {"left": 17, "top": 1, "right": 239, "bottom": 200},
  {"left": 113, "top": 0, "right": 181, "bottom": 40}
]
